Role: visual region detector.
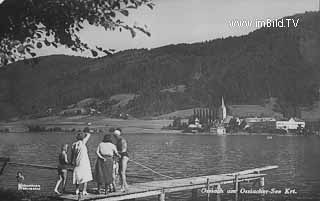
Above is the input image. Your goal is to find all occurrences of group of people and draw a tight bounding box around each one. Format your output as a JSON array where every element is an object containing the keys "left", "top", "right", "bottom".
[{"left": 54, "top": 127, "right": 129, "bottom": 195}]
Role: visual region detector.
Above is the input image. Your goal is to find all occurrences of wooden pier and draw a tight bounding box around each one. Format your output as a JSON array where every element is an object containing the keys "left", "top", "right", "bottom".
[{"left": 59, "top": 165, "right": 278, "bottom": 201}]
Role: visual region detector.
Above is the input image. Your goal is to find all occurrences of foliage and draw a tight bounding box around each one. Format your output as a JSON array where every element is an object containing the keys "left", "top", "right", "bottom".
[{"left": 0, "top": 0, "right": 154, "bottom": 65}]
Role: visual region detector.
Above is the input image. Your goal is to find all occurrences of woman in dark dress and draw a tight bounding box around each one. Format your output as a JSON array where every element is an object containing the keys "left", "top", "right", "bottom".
[{"left": 94, "top": 134, "right": 119, "bottom": 194}]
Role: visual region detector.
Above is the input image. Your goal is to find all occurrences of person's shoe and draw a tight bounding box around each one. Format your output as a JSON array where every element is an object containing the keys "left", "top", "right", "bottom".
[
  {"left": 120, "top": 187, "right": 128, "bottom": 192},
  {"left": 83, "top": 191, "right": 88, "bottom": 196},
  {"left": 75, "top": 189, "right": 80, "bottom": 195}
]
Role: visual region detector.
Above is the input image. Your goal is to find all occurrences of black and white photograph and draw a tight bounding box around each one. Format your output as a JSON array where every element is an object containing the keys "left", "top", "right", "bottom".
[{"left": 0, "top": 0, "right": 320, "bottom": 201}]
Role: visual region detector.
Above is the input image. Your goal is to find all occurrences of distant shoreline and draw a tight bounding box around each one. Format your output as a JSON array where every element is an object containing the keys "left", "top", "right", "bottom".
[{"left": 0, "top": 115, "right": 318, "bottom": 136}]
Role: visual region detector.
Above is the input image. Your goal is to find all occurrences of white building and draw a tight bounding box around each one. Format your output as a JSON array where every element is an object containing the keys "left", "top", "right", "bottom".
[
  {"left": 276, "top": 118, "right": 305, "bottom": 130},
  {"left": 245, "top": 117, "right": 276, "bottom": 123},
  {"left": 188, "top": 118, "right": 202, "bottom": 128}
]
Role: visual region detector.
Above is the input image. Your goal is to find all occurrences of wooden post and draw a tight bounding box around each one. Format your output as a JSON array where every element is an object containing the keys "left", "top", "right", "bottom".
[
  {"left": 77, "top": 192, "right": 81, "bottom": 201},
  {"left": 260, "top": 177, "right": 265, "bottom": 201},
  {"left": 191, "top": 189, "right": 197, "bottom": 201},
  {"left": 260, "top": 177, "right": 265, "bottom": 188},
  {"left": 206, "top": 178, "right": 210, "bottom": 201},
  {"left": 234, "top": 174, "right": 239, "bottom": 201},
  {"left": 234, "top": 174, "right": 239, "bottom": 191},
  {"left": 216, "top": 184, "right": 221, "bottom": 201},
  {"left": 158, "top": 189, "right": 165, "bottom": 201}
]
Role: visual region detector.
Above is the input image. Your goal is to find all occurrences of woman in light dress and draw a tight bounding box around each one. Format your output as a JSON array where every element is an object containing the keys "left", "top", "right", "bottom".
[{"left": 71, "top": 132, "right": 93, "bottom": 195}]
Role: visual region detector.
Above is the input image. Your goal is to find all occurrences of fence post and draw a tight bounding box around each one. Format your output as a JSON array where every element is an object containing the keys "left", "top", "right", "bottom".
[
  {"left": 234, "top": 174, "right": 239, "bottom": 201},
  {"left": 159, "top": 189, "right": 165, "bottom": 201},
  {"left": 192, "top": 189, "right": 197, "bottom": 201}
]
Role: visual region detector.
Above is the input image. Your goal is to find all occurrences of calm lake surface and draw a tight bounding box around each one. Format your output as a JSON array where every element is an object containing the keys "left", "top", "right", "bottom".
[{"left": 0, "top": 132, "right": 320, "bottom": 201}]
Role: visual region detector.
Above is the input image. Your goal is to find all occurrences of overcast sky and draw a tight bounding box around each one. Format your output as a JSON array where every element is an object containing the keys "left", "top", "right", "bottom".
[{"left": 39, "top": 0, "right": 319, "bottom": 57}]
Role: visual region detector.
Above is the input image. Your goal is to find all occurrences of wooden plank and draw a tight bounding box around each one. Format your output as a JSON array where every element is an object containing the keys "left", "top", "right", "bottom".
[
  {"left": 61, "top": 190, "right": 162, "bottom": 201},
  {"left": 164, "top": 174, "right": 266, "bottom": 193},
  {"left": 133, "top": 173, "right": 265, "bottom": 189},
  {"left": 225, "top": 165, "right": 278, "bottom": 176},
  {"left": 191, "top": 189, "right": 197, "bottom": 201},
  {"left": 59, "top": 173, "right": 266, "bottom": 201}
]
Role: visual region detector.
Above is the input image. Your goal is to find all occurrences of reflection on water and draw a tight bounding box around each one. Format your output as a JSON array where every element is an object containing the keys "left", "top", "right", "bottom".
[{"left": 0, "top": 133, "right": 320, "bottom": 201}]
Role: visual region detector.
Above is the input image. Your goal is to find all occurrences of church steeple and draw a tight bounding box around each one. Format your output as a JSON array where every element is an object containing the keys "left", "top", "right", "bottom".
[
  {"left": 219, "top": 96, "right": 227, "bottom": 121},
  {"left": 221, "top": 96, "right": 225, "bottom": 108}
]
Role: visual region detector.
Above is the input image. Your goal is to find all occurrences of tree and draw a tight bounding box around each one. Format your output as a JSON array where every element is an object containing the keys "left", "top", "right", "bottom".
[{"left": 0, "top": 0, "right": 154, "bottom": 65}]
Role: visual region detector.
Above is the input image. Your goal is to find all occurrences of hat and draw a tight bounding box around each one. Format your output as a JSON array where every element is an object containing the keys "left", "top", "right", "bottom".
[
  {"left": 76, "top": 132, "right": 86, "bottom": 140},
  {"left": 103, "top": 134, "right": 112, "bottom": 143},
  {"left": 83, "top": 127, "right": 90, "bottom": 133},
  {"left": 114, "top": 130, "right": 121, "bottom": 135}
]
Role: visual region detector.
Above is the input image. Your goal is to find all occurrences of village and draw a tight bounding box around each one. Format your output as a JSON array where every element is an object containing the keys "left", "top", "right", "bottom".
[{"left": 166, "top": 97, "right": 318, "bottom": 135}]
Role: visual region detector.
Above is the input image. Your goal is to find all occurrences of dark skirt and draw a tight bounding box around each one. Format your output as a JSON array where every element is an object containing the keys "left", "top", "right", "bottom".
[{"left": 94, "top": 155, "right": 113, "bottom": 185}]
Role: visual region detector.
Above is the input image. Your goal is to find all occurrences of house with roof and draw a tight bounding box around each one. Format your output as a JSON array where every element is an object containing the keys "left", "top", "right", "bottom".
[{"left": 276, "top": 118, "right": 305, "bottom": 131}]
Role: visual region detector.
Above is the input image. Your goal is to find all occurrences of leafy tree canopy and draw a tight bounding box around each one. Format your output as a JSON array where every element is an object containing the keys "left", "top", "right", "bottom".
[{"left": 0, "top": 0, "right": 154, "bottom": 65}]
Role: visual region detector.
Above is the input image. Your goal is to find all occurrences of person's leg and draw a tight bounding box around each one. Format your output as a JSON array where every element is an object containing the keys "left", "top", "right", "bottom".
[
  {"left": 120, "top": 156, "right": 129, "bottom": 191},
  {"left": 115, "top": 161, "right": 120, "bottom": 185},
  {"left": 111, "top": 161, "right": 117, "bottom": 192},
  {"left": 61, "top": 170, "right": 67, "bottom": 193},
  {"left": 83, "top": 182, "right": 88, "bottom": 195},
  {"left": 75, "top": 184, "right": 80, "bottom": 195},
  {"left": 97, "top": 183, "right": 101, "bottom": 194},
  {"left": 54, "top": 175, "right": 62, "bottom": 194},
  {"left": 105, "top": 183, "right": 108, "bottom": 195}
]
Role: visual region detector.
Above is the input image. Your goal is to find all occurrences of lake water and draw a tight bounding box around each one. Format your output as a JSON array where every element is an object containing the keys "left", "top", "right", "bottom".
[{"left": 0, "top": 132, "right": 320, "bottom": 201}]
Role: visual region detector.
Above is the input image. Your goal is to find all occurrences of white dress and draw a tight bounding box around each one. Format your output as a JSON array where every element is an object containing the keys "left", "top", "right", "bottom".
[{"left": 72, "top": 140, "right": 93, "bottom": 184}]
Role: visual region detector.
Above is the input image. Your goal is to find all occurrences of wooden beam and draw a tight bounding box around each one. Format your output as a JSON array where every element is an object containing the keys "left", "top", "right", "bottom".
[
  {"left": 234, "top": 175, "right": 239, "bottom": 201},
  {"left": 191, "top": 189, "right": 197, "bottom": 201},
  {"left": 59, "top": 173, "right": 268, "bottom": 201},
  {"left": 226, "top": 165, "right": 278, "bottom": 176},
  {"left": 260, "top": 177, "right": 265, "bottom": 188},
  {"left": 206, "top": 178, "right": 210, "bottom": 201},
  {"left": 85, "top": 190, "right": 162, "bottom": 201},
  {"left": 158, "top": 189, "right": 165, "bottom": 201},
  {"left": 215, "top": 184, "right": 222, "bottom": 201}
]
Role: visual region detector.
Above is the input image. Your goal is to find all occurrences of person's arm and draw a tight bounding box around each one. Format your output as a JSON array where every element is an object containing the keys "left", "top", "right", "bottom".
[
  {"left": 70, "top": 144, "right": 75, "bottom": 166},
  {"left": 83, "top": 133, "right": 91, "bottom": 144},
  {"left": 96, "top": 144, "right": 106, "bottom": 161},
  {"left": 113, "top": 144, "right": 120, "bottom": 158},
  {"left": 63, "top": 151, "right": 68, "bottom": 164},
  {"left": 121, "top": 138, "right": 127, "bottom": 152}
]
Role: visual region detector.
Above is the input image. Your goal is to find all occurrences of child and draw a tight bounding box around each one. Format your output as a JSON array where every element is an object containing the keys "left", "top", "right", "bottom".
[
  {"left": 54, "top": 144, "right": 69, "bottom": 195},
  {"left": 16, "top": 171, "right": 24, "bottom": 190}
]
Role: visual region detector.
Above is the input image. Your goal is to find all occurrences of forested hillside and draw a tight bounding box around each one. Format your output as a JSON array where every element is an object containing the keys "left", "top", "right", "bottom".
[{"left": 0, "top": 12, "right": 319, "bottom": 120}]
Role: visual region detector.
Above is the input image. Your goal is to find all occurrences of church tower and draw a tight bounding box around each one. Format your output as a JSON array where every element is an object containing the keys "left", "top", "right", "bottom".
[
  {"left": 221, "top": 96, "right": 227, "bottom": 120},
  {"left": 218, "top": 96, "right": 227, "bottom": 121}
]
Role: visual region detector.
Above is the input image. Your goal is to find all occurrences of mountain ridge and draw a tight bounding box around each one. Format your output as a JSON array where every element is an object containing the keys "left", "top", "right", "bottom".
[{"left": 0, "top": 11, "right": 320, "bottom": 120}]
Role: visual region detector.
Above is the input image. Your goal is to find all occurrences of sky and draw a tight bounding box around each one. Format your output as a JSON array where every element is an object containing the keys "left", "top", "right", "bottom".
[{"left": 38, "top": 0, "right": 319, "bottom": 57}]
